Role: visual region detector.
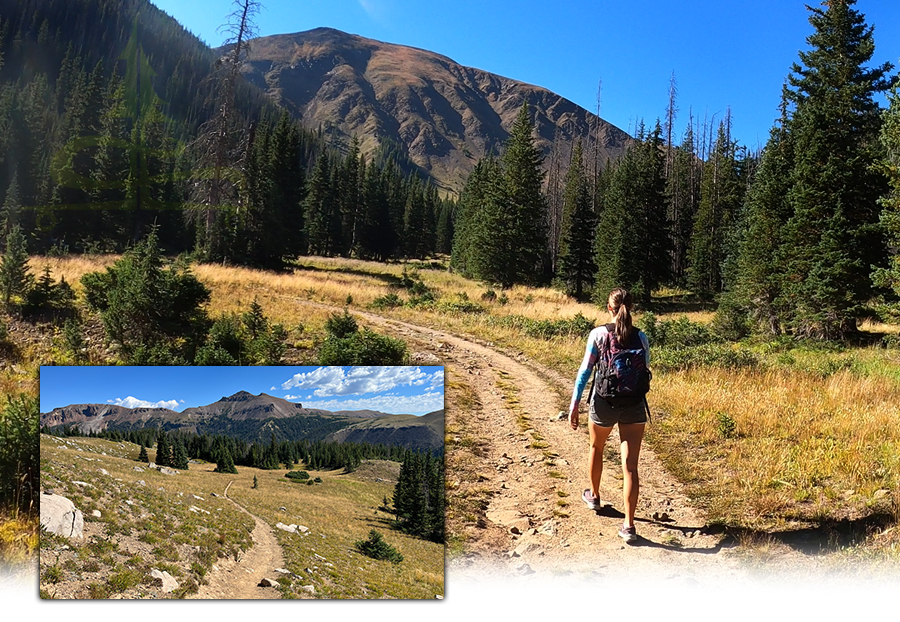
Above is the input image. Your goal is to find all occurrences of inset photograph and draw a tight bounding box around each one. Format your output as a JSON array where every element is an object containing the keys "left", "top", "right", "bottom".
[{"left": 39, "top": 365, "right": 444, "bottom": 599}]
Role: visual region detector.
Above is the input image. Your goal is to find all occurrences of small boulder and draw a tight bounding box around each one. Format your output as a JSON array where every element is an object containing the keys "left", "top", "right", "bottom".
[
  {"left": 258, "top": 578, "right": 279, "bottom": 587},
  {"left": 150, "top": 568, "right": 179, "bottom": 593},
  {"left": 40, "top": 493, "right": 84, "bottom": 539}
]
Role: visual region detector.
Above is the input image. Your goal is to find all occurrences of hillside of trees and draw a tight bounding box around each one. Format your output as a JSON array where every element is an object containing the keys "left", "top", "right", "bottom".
[{"left": 2, "top": 0, "right": 899, "bottom": 348}]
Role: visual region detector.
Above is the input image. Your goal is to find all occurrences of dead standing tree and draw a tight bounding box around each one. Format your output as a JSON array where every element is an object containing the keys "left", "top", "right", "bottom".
[{"left": 189, "top": 0, "right": 262, "bottom": 261}]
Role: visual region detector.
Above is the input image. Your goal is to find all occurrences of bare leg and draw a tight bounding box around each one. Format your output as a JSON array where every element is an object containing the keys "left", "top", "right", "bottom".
[
  {"left": 588, "top": 420, "right": 613, "bottom": 498},
  {"left": 618, "top": 423, "right": 645, "bottom": 527}
]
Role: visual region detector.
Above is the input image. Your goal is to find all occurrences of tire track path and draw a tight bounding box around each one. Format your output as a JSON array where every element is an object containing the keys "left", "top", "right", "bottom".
[{"left": 287, "top": 300, "right": 808, "bottom": 583}]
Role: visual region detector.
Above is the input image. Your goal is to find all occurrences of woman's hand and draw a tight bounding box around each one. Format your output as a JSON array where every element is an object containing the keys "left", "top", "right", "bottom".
[{"left": 569, "top": 403, "right": 579, "bottom": 430}]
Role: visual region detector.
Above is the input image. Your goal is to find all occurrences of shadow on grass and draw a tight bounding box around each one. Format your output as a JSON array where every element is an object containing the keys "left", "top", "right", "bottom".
[
  {"left": 293, "top": 263, "right": 405, "bottom": 287},
  {"left": 591, "top": 505, "right": 895, "bottom": 555},
  {"left": 642, "top": 296, "right": 717, "bottom": 315},
  {"left": 716, "top": 511, "right": 896, "bottom": 555}
]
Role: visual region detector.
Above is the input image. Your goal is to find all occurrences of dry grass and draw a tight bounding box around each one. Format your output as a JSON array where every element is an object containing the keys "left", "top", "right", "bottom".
[
  {"left": 649, "top": 366, "right": 900, "bottom": 528},
  {"left": 38, "top": 435, "right": 442, "bottom": 599},
  {"left": 228, "top": 463, "right": 443, "bottom": 599},
  {"left": 21, "top": 253, "right": 900, "bottom": 553}
]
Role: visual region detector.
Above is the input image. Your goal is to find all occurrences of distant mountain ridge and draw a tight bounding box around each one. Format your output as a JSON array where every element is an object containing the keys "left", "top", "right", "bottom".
[
  {"left": 229, "top": 27, "right": 631, "bottom": 191},
  {"left": 41, "top": 391, "right": 442, "bottom": 452}
]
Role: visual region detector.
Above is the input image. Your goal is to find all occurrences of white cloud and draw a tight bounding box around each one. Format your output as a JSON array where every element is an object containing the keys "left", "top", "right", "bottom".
[
  {"left": 303, "top": 390, "right": 444, "bottom": 416},
  {"left": 108, "top": 396, "right": 179, "bottom": 410},
  {"left": 270, "top": 386, "right": 277, "bottom": 391},
  {"left": 430, "top": 369, "right": 444, "bottom": 388},
  {"left": 280, "top": 366, "right": 430, "bottom": 397}
]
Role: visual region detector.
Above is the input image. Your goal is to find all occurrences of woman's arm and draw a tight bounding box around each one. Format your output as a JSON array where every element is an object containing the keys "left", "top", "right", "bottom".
[{"left": 569, "top": 327, "right": 603, "bottom": 429}]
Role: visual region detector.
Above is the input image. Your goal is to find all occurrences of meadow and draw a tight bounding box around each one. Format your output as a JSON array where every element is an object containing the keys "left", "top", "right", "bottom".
[{"left": 9, "top": 252, "right": 900, "bottom": 561}]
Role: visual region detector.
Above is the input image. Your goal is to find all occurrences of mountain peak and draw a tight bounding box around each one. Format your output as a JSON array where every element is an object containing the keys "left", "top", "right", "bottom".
[
  {"left": 236, "top": 28, "right": 631, "bottom": 193},
  {"left": 222, "top": 390, "right": 255, "bottom": 402}
]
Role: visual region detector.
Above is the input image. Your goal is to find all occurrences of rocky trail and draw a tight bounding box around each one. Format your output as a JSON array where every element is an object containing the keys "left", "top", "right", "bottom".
[
  {"left": 190, "top": 481, "right": 286, "bottom": 599},
  {"left": 291, "top": 300, "right": 845, "bottom": 584}
]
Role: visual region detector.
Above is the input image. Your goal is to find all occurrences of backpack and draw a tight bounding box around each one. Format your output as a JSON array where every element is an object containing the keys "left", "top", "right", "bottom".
[{"left": 591, "top": 324, "right": 651, "bottom": 408}]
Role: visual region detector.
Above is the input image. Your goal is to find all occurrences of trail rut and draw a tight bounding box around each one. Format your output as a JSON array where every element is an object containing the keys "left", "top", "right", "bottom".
[{"left": 190, "top": 481, "right": 285, "bottom": 599}]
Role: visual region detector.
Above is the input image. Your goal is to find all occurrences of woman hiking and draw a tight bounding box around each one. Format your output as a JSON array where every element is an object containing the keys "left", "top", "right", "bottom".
[{"left": 568, "top": 288, "right": 650, "bottom": 544}]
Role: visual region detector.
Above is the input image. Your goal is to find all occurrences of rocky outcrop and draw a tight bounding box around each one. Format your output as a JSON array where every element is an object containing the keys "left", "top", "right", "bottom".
[{"left": 40, "top": 493, "right": 84, "bottom": 539}]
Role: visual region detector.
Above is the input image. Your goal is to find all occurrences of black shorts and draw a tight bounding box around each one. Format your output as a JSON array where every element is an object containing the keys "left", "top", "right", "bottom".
[{"left": 589, "top": 397, "right": 648, "bottom": 428}]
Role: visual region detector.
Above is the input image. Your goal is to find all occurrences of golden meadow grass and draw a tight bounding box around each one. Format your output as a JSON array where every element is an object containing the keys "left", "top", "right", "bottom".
[
  {"left": 38, "top": 435, "right": 442, "bottom": 598},
  {"left": 24, "top": 254, "right": 900, "bottom": 541}
]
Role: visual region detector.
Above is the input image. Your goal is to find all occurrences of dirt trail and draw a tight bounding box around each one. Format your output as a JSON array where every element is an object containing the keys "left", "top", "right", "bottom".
[
  {"left": 190, "top": 480, "right": 285, "bottom": 599},
  {"left": 291, "top": 301, "right": 828, "bottom": 583}
]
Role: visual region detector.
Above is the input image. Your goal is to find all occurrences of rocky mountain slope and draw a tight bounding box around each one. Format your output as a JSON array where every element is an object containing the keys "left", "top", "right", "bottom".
[
  {"left": 232, "top": 27, "right": 631, "bottom": 191},
  {"left": 41, "top": 391, "right": 443, "bottom": 452},
  {"left": 324, "top": 409, "right": 444, "bottom": 453}
]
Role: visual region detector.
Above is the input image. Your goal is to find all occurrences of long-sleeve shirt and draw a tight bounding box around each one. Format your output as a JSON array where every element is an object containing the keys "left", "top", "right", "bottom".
[{"left": 569, "top": 325, "right": 650, "bottom": 410}]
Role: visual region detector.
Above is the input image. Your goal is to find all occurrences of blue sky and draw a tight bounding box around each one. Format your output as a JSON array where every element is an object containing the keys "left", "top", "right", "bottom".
[
  {"left": 40, "top": 366, "right": 444, "bottom": 416},
  {"left": 148, "top": 0, "right": 900, "bottom": 152}
]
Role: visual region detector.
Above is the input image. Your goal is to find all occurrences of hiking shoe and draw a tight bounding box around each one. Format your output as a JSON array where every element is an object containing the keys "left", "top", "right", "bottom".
[
  {"left": 582, "top": 489, "right": 602, "bottom": 510},
  {"left": 618, "top": 525, "right": 637, "bottom": 544}
]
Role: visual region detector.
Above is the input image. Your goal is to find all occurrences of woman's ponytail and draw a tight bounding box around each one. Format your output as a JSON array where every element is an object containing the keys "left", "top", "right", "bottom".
[{"left": 608, "top": 288, "right": 633, "bottom": 343}]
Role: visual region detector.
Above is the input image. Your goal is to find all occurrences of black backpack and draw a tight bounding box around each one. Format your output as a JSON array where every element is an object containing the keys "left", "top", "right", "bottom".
[{"left": 591, "top": 324, "right": 651, "bottom": 408}]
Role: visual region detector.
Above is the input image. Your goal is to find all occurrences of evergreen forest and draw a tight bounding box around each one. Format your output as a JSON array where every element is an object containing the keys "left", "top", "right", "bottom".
[{"left": 0, "top": 0, "right": 897, "bottom": 343}]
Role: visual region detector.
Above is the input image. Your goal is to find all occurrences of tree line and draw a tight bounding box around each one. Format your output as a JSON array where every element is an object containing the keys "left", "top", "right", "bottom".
[
  {"left": 452, "top": 0, "right": 899, "bottom": 340},
  {"left": 4, "top": 0, "right": 899, "bottom": 343},
  {"left": 41, "top": 424, "right": 431, "bottom": 473},
  {"left": 0, "top": 0, "right": 455, "bottom": 273}
]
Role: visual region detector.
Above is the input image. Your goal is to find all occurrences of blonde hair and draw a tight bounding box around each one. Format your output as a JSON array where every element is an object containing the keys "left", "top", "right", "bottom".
[{"left": 608, "top": 288, "right": 634, "bottom": 343}]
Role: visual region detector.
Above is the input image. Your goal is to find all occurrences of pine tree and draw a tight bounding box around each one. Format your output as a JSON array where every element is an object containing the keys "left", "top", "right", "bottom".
[
  {"left": 724, "top": 97, "right": 796, "bottom": 335},
  {"left": 495, "top": 102, "right": 549, "bottom": 286},
  {"left": 687, "top": 117, "right": 744, "bottom": 298},
  {"left": 138, "top": 444, "right": 149, "bottom": 463},
  {"left": 873, "top": 78, "right": 900, "bottom": 317},
  {"left": 593, "top": 121, "right": 670, "bottom": 303},
  {"left": 0, "top": 224, "right": 30, "bottom": 307},
  {"left": 214, "top": 445, "right": 238, "bottom": 474},
  {"left": 556, "top": 141, "right": 596, "bottom": 299},
  {"left": 775, "top": 0, "right": 893, "bottom": 339}
]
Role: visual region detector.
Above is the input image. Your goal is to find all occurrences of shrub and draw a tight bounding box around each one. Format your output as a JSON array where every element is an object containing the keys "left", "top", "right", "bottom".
[
  {"left": 21, "top": 267, "right": 76, "bottom": 321},
  {"left": 319, "top": 328, "right": 407, "bottom": 365},
  {"left": 324, "top": 310, "right": 358, "bottom": 338},
  {"left": 652, "top": 343, "right": 758, "bottom": 372},
  {"left": 354, "top": 530, "right": 403, "bottom": 563},
  {"left": 285, "top": 470, "right": 310, "bottom": 481},
  {"left": 0, "top": 394, "right": 39, "bottom": 514},
  {"left": 641, "top": 314, "right": 718, "bottom": 348},
  {"left": 371, "top": 292, "right": 402, "bottom": 309},
  {"left": 81, "top": 229, "right": 210, "bottom": 361}
]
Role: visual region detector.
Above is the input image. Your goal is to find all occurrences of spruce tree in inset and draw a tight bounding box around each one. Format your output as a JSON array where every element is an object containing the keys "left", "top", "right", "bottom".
[
  {"left": 172, "top": 436, "right": 189, "bottom": 470},
  {"left": 215, "top": 445, "right": 238, "bottom": 474},
  {"left": 138, "top": 444, "right": 149, "bottom": 463},
  {"left": 556, "top": 141, "right": 597, "bottom": 299},
  {"left": 776, "top": 0, "right": 893, "bottom": 339},
  {"left": 155, "top": 432, "right": 171, "bottom": 467}
]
